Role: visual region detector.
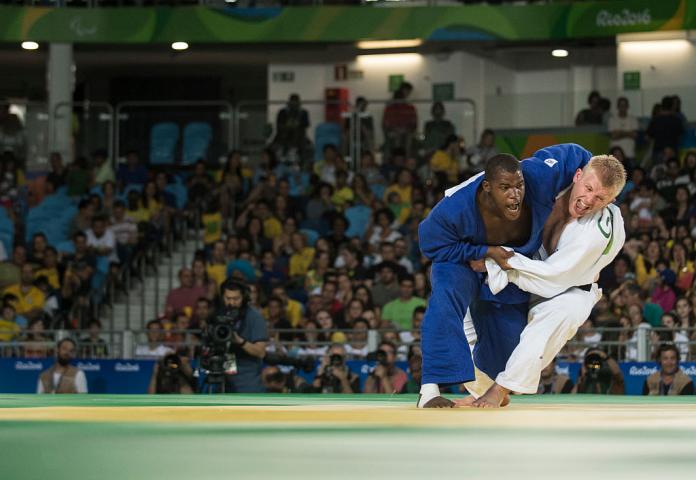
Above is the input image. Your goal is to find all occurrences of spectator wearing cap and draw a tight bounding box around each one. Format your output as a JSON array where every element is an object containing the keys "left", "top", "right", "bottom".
[
  {"left": 226, "top": 258, "right": 257, "bottom": 284},
  {"left": 651, "top": 269, "right": 677, "bottom": 314},
  {"left": 643, "top": 344, "right": 694, "bottom": 395}
]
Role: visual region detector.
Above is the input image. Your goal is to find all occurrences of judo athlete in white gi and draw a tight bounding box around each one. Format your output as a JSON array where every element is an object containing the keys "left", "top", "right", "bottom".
[{"left": 459, "top": 154, "right": 627, "bottom": 408}]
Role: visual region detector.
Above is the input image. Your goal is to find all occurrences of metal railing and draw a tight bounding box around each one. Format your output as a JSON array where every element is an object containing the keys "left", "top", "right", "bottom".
[
  {"left": 236, "top": 97, "right": 477, "bottom": 167},
  {"left": 53, "top": 101, "right": 115, "bottom": 164},
  {"left": 3, "top": 326, "right": 696, "bottom": 364}
]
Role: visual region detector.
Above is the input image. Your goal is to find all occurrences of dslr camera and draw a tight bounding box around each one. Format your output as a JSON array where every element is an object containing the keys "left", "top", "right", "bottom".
[
  {"left": 584, "top": 351, "right": 612, "bottom": 383},
  {"left": 324, "top": 353, "right": 346, "bottom": 379},
  {"left": 156, "top": 353, "right": 188, "bottom": 394}
]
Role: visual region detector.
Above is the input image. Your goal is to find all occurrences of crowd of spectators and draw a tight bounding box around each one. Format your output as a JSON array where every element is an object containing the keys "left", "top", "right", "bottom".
[{"left": 3, "top": 83, "right": 696, "bottom": 396}]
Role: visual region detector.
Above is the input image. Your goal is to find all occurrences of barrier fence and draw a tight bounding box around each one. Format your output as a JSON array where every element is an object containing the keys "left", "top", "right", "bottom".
[{"left": 2, "top": 327, "right": 695, "bottom": 362}]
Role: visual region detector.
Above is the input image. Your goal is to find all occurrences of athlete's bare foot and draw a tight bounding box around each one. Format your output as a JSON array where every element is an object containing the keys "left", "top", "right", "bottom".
[
  {"left": 472, "top": 383, "right": 511, "bottom": 408},
  {"left": 453, "top": 396, "right": 476, "bottom": 407},
  {"left": 418, "top": 395, "right": 455, "bottom": 408}
]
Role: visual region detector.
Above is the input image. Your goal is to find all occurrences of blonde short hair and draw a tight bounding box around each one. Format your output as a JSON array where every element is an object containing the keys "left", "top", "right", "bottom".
[{"left": 584, "top": 154, "right": 627, "bottom": 197}]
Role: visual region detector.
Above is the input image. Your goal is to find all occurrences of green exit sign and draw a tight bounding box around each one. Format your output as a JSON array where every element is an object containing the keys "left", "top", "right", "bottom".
[{"left": 623, "top": 71, "right": 640, "bottom": 91}]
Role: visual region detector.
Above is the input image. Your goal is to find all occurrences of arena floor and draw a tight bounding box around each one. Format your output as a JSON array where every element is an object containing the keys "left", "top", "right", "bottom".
[{"left": 2, "top": 394, "right": 696, "bottom": 480}]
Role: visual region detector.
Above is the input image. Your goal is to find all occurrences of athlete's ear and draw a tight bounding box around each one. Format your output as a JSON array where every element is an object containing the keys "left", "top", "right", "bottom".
[
  {"left": 573, "top": 168, "right": 583, "bottom": 183},
  {"left": 482, "top": 179, "right": 491, "bottom": 192}
]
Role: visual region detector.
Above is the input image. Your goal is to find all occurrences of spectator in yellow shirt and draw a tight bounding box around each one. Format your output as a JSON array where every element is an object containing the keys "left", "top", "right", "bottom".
[
  {"left": 3, "top": 263, "right": 45, "bottom": 321},
  {"left": 331, "top": 170, "right": 354, "bottom": 211},
  {"left": 256, "top": 200, "right": 282, "bottom": 240},
  {"left": 0, "top": 302, "right": 21, "bottom": 342},
  {"left": 429, "top": 134, "right": 462, "bottom": 184},
  {"left": 269, "top": 285, "right": 305, "bottom": 328},
  {"left": 206, "top": 240, "right": 228, "bottom": 287},
  {"left": 384, "top": 169, "right": 413, "bottom": 207},
  {"left": 289, "top": 232, "right": 315, "bottom": 278},
  {"left": 34, "top": 246, "right": 60, "bottom": 290},
  {"left": 202, "top": 201, "right": 223, "bottom": 247}
]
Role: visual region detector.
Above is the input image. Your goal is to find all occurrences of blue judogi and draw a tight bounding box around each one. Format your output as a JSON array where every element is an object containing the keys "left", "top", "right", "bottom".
[{"left": 419, "top": 144, "right": 592, "bottom": 385}]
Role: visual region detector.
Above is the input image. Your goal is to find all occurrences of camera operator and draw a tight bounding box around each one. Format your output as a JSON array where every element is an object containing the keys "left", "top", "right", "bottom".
[
  {"left": 363, "top": 340, "right": 408, "bottom": 394},
  {"left": 148, "top": 353, "right": 195, "bottom": 394},
  {"left": 214, "top": 279, "right": 267, "bottom": 393},
  {"left": 573, "top": 348, "right": 625, "bottom": 395},
  {"left": 312, "top": 343, "right": 360, "bottom": 394}
]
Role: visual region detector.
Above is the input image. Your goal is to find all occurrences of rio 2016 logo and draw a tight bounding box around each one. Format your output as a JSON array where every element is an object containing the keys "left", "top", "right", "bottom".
[{"left": 596, "top": 9, "right": 652, "bottom": 28}]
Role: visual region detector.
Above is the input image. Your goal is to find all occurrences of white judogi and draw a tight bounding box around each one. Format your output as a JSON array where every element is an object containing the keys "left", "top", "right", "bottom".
[{"left": 474, "top": 203, "right": 625, "bottom": 395}]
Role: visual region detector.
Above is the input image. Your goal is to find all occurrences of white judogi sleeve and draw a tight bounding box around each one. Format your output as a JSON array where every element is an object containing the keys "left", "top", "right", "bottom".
[{"left": 486, "top": 204, "right": 625, "bottom": 298}]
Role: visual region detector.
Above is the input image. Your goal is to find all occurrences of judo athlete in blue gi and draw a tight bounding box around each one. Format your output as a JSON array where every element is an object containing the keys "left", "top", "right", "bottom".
[{"left": 417, "top": 143, "right": 592, "bottom": 408}]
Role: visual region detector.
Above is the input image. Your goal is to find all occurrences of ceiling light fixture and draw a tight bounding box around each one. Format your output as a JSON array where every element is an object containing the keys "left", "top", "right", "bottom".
[{"left": 357, "top": 39, "right": 423, "bottom": 50}]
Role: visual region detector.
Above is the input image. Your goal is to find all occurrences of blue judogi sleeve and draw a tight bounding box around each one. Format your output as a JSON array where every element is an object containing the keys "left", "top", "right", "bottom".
[
  {"left": 418, "top": 192, "right": 487, "bottom": 264},
  {"left": 522, "top": 143, "right": 592, "bottom": 206}
]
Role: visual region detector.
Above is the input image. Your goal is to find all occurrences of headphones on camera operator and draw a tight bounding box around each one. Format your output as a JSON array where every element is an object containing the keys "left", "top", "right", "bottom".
[
  {"left": 217, "top": 278, "right": 251, "bottom": 330},
  {"left": 220, "top": 278, "right": 251, "bottom": 307}
]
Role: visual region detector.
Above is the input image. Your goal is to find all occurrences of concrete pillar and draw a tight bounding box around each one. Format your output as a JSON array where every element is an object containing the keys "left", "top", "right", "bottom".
[{"left": 47, "top": 43, "right": 74, "bottom": 163}]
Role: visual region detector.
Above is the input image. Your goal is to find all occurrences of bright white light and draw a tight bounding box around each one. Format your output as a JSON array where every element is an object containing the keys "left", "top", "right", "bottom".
[
  {"left": 357, "top": 39, "right": 423, "bottom": 50},
  {"left": 171, "top": 42, "right": 189, "bottom": 51},
  {"left": 356, "top": 53, "right": 422, "bottom": 67},
  {"left": 21, "top": 41, "right": 39, "bottom": 51},
  {"left": 551, "top": 49, "right": 568, "bottom": 58},
  {"left": 619, "top": 40, "right": 690, "bottom": 53}
]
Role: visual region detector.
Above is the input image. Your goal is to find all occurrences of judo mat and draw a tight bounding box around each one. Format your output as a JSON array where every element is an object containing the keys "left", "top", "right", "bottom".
[{"left": 1, "top": 394, "right": 695, "bottom": 480}]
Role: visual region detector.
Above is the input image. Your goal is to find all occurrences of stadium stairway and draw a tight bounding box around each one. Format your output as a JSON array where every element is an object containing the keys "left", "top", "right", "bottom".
[{"left": 108, "top": 228, "right": 201, "bottom": 333}]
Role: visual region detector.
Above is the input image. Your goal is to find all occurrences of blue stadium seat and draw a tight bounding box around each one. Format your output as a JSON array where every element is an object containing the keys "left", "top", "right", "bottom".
[
  {"left": 55, "top": 240, "right": 75, "bottom": 255},
  {"left": 149, "top": 122, "right": 180, "bottom": 165},
  {"left": 0, "top": 208, "right": 13, "bottom": 254},
  {"left": 299, "top": 228, "right": 319, "bottom": 247},
  {"left": 314, "top": 122, "right": 342, "bottom": 161},
  {"left": 369, "top": 183, "right": 386, "bottom": 201},
  {"left": 164, "top": 183, "right": 188, "bottom": 209},
  {"left": 182, "top": 122, "right": 213, "bottom": 165},
  {"left": 345, "top": 205, "right": 372, "bottom": 239}
]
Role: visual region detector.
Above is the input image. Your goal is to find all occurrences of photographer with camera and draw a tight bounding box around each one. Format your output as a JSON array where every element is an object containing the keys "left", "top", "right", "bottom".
[
  {"left": 573, "top": 348, "right": 625, "bottom": 395},
  {"left": 363, "top": 340, "right": 408, "bottom": 394},
  {"left": 148, "top": 353, "right": 196, "bottom": 394},
  {"left": 199, "top": 279, "right": 267, "bottom": 393},
  {"left": 312, "top": 343, "right": 360, "bottom": 394}
]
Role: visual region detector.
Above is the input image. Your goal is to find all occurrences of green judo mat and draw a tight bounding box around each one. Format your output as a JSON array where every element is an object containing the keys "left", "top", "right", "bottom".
[{"left": 2, "top": 394, "right": 696, "bottom": 480}]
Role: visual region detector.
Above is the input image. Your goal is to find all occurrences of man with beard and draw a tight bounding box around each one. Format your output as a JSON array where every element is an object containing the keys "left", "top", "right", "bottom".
[
  {"left": 37, "top": 338, "right": 88, "bottom": 393},
  {"left": 417, "top": 144, "right": 592, "bottom": 408}
]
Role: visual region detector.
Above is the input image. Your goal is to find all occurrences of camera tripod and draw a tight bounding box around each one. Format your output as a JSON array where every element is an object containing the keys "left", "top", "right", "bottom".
[{"left": 199, "top": 369, "right": 228, "bottom": 394}]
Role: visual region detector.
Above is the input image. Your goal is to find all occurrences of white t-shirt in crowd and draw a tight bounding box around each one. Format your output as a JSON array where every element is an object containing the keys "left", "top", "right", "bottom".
[
  {"left": 85, "top": 227, "right": 119, "bottom": 263},
  {"left": 608, "top": 113, "right": 639, "bottom": 159},
  {"left": 135, "top": 344, "right": 173, "bottom": 359}
]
